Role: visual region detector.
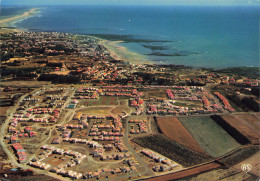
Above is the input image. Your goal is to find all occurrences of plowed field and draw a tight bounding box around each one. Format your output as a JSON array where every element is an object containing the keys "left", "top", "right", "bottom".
[
  {"left": 221, "top": 114, "right": 260, "bottom": 144},
  {"left": 156, "top": 117, "right": 205, "bottom": 154}
]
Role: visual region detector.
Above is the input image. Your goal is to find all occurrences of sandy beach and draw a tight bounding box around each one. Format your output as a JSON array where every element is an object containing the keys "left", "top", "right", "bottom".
[
  {"left": 99, "top": 38, "right": 152, "bottom": 65},
  {"left": 0, "top": 8, "right": 39, "bottom": 32}
]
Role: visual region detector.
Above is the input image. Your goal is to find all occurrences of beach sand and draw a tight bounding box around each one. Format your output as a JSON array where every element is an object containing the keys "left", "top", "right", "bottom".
[
  {"left": 0, "top": 8, "right": 39, "bottom": 33},
  {"left": 0, "top": 8, "right": 151, "bottom": 65},
  {"left": 99, "top": 38, "right": 152, "bottom": 65}
]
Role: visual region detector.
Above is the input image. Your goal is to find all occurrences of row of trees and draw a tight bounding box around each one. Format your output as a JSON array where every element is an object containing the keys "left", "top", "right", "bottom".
[
  {"left": 228, "top": 94, "right": 259, "bottom": 112},
  {"left": 38, "top": 74, "right": 81, "bottom": 83}
]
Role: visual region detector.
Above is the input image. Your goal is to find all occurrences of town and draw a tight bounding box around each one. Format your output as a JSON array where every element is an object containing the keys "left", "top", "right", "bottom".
[{"left": 0, "top": 31, "right": 259, "bottom": 181}]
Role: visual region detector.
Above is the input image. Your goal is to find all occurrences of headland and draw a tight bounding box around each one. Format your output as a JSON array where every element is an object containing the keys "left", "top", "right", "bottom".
[{"left": 0, "top": 8, "right": 40, "bottom": 33}]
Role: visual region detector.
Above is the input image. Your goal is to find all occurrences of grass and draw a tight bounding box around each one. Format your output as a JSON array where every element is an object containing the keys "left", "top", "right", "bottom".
[
  {"left": 77, "top": 107, "right": 113, "bottom": 115},
  {"left": 173, "top": 100, "right": 203, "bottom": 109},
  {"left": 132, "top": 134, "right": 211, "bottom": 167},
  {"left": 178, "top": 117, "right": 241, "bottom": 158},
  {"left": 81, "top": 96, "right": 118, "bottom": 106},
  {"left": 219, "top": 146, "right": 259, "bottom": 166},
  {"left": 0, "top": 145, "right": 8, "bottom": 160},
  {"left": 146, "top": 90, "right": 167, "bottom": 99}
]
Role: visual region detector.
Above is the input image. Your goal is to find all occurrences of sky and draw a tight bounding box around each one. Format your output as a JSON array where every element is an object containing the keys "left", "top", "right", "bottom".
[{"left": 1, "top": 0, "right": 260, "bottom": 6}]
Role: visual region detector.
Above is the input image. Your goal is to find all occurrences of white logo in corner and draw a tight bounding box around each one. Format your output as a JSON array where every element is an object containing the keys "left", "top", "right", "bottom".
[{"left": 241, "top": 164, "right": 252, "bottom": 173}]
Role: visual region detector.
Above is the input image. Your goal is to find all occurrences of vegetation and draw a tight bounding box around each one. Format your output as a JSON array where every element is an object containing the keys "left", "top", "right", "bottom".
[
  {"left": 251, "top": 87, "right": 260, "bottom": 97},
  {"left": 219, "top": 146, "right": 259, "bottom": 166},
  {"left": 175, "top": 167, "right": 258, "bottom": 181},
  {"left": 1, "top": 67, "right": 39, "bottom": 78},
  {"left": 132, "top": 134, "right": 211, "bottom": 167},
  {"left": 156, "top": 117, "right": 205, "bottom": 153},
  {"left": 0, "top": 145, "right": 8, "bottom": 160},
  {"left": 38, "top": 74, "right": 81, "bottom": 83},
  {"left": 227, "top": 95, "right": 259, "bottom": 112},
  {"left": 178, "top": 117, "right": 241, "bottom": 158},
  {"left": 210, "top": 115, "right": 250, "bottom": 145},
  {"left": 0, "top": 67, "right": 51, "bottom": 78},
  {"left": 213, "top": 67, "right": 260, "bottom": 79}
]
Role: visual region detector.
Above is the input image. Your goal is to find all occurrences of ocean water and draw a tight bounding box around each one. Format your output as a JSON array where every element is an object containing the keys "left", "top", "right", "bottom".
[
  {"left": 3, "top": 5, "right": 260, "bottom": 68},
  {"left": 0, "top": 6, "right": 31, "bottom": 19}
]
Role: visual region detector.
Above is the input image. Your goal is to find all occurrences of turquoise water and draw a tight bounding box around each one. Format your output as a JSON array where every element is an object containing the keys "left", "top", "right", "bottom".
[{"left": 2, "top": 5, "right": 260, "bottom": 68}]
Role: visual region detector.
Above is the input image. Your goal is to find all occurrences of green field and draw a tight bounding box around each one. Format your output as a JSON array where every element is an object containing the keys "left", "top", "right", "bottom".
[
  {"left": 80, "top": 96, "right": 118, "bottom": 106},
  {"left": 178, "top": 117, "right": 241, "bottom": 158}
]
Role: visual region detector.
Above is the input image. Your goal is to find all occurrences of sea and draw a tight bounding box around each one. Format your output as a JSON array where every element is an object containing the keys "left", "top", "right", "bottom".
[{"left": 1, "top": 5, "right": 259, "bottom": 68}]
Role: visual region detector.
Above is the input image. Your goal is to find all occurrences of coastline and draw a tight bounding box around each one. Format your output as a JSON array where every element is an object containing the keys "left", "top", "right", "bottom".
[
  {"left": 98, "top": 38, "right": 153, "bottom": 65},
  {"left": 0, "top": 8, "right": 40, "bottom": 33}
]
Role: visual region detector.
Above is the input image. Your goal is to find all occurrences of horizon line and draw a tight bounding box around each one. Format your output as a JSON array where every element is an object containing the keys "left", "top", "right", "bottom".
[{"left": 2, "top": 4, "right": 260, "bottom": 7}]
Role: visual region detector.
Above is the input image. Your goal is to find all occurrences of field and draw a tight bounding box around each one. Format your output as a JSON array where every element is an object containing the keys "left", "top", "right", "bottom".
[
  {"left": 156, "top": 117, "right": 205, "bottom": 154},
  {"left": 178, "top": 117, "right": 241, "bottom": 158},
  {"left": 176, "top": 167, "right": 258, "bottom": 181},
  {"left": 81, "top": 96, "right": 118, "bottom": 106},
  {"left": 111, "top": 106, "right": 131, "bottom": 114},
  {"left": 0, "top": 107, "right": 9, "bottom": 116},
  {"left": 76, "top": 107, "right": 114, "bottom": 115},
  {"left": 5, "top": 174, "right": 60, "bottom": 181},
  {"left": 173, "top": 100, "right": 203, "bottom": 109},
  {"left": 220, "top": 114, "right": 260, "bottom": 144},
  {"left": 45, "top": 156, "right": 64, "bottom": 165},
  {"left": 146, "top": 162, "right": 221, "bottom": 181},
  {"left": 145, "top": 89, "right": 167, "bottom": 99},
  {"left": 233, "top": 151, "right": 260, "bottom": 176},
  {"left": 219, "top": 146, "right": 259, "bottom": 166},
  {"left": 132, "top": 134, "right": 211, "bottom": 167}
]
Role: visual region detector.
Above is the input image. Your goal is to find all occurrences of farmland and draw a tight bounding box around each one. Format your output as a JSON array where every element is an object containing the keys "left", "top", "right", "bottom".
[
  {"left": 145, "top": 162, "right": 221, "bottom": 181},
  {"left": 219, "top": 146, "right": 259, "bottom": 166},
  {"left": 219, "top": 114, "right": 260, "bottom": 144},
  {"left": 80, "top": 96, "right": 118, "bottom": 106},
  {"left": 156, "top": 117, "right": 205, "bottom": 154},
  {"left": 132, "top": 134, "right": 211, "bottom": 167},
  {"left": 178, "top": 116, "right": 241, "bottom": 158},
  {"left": 233, "top": 151, "right": 260, "bottom": 176},
  {"left": 176, "top": 167, "right": 258, "bottom": 181}
]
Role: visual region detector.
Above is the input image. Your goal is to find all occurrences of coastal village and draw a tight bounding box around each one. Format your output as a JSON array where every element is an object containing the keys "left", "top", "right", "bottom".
[{"left": 0, "top": 31, "right": 259, "bottom": 181}]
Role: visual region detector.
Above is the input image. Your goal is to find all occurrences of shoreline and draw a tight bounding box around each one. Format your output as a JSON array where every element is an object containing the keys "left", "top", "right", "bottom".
[
  {"left": 97, "top": 37, "right": 153, "bottom": 65},
  {"left": 0, "top": 8, "right": 40, "bottom": 33},
  {"left": 0, "top": 25, "right": 257, "bottom": 71}
]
